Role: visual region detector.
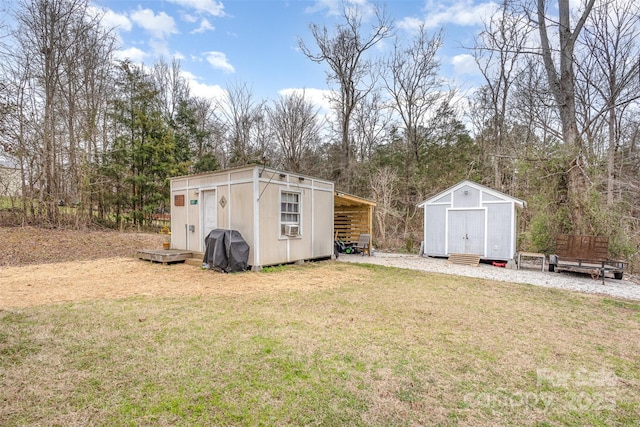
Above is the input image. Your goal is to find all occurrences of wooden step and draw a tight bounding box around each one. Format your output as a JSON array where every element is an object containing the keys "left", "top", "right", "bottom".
[
  {"left": 185, "top": 252, "right": 205, "bottom": 267},
  {"left": 448, "top": 253, "right": 481, "bottom": 266},
  {"left": 137, "top": 249, "right": 193, "bottom": 265},
  {"left": 185, "top": 258, "right": 204, "bottom": 267}
]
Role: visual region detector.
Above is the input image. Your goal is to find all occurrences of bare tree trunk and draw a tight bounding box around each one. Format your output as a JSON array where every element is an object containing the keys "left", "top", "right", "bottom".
[{"left": 536, "top": 0, "right": 595, "bottom": 233}]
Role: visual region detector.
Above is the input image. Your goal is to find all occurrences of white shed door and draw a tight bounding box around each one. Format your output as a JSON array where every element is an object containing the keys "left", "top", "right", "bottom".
[
  {"left": 202, "top": 190, "right": 217, "bottom": 250},
  {"left": 447, "top": 209, "right": 485, "bottom": 256}
]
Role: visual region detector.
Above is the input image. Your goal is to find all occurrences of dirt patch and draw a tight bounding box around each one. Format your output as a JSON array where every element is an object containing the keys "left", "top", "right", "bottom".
[{"left": 0, "top": 227, "right": 368, "bottom": 309}]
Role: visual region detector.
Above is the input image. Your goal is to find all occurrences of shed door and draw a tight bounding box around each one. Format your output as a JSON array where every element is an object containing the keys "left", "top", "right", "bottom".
[
  {"left": 447, "top": 209, "right": 485, "bottom": 255},
  {"left": 202, "top": 190, "right": 217, "bottom": 251}
]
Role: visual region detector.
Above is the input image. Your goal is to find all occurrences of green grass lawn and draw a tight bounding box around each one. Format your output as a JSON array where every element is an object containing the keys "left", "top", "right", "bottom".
[{"left": 1, "top": 262, "right": 639, "bottom": 426}]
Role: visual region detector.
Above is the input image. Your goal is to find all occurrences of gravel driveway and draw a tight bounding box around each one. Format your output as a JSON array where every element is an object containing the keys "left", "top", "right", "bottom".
[{"left": 337, "top": 252, "right": 640, "bottom": 301}]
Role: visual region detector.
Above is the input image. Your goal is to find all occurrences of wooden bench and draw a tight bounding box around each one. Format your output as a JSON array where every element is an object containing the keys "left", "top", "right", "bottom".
[{"left": 549, "top": 235, "right": 626, "bottom": 284}]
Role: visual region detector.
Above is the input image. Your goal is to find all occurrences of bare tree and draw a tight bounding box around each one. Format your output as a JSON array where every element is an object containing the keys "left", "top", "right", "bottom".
[
  {"left": 298, "top": 2, "right": 392, "bottom": 190},
  {"left": 57, "top": 9, "right": 116, "bottom": 222},
  {"left": 471, "top": 3, "right": 531, "bottom": 191},
  {"left": 218, "top": 81, "right": 266, "bottom": 167},
  {"left": 577, "top": 0, "right": 640, "bottom": 206},
  {"left": 268, "top": 90, "right": 323, "bottom": 172},
  {"left": 383, "top": 25, "right": 443, "bottom": 166},
  {"left": 533, "top": 0, "right": 596, "bottom": 232},
  {"left": 152, "top": 57, "right": 191, "bottom": 124},
  {"left": 351, "top": 89, "right": 390, "bottom": 162},
  {"left": 12, "top": 0, "right": 110, "bottom": 224},
  {"left": 76, "top": 26, "right": 117, "bottom": 223},
  {"left": 191, "top": 96, "right": 226, "bottom": 166},
  {"left": 370, "top": 166, "right": 399, "bottom": 248}
]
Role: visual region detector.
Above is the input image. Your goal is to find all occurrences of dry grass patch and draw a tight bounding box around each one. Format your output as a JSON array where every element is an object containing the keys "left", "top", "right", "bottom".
[
  {"left": 0, "top": 226, "right": 166, "bottom": 266},
  {"left": 0, "top": 258, "right": 361, "bottom": 308},
  {"left": 1, "top": 261, "right": 639, "bottom": 426}
]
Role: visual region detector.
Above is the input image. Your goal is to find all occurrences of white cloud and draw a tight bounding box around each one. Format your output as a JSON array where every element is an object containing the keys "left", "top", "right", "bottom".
[
  {"left": 205, "top": 51, "right": 235, "bottom": 73},
  {"left": 181, "top": 13, "right": 198, "bottom": 23},
  {"left": 451, "top": 53, "right": 479, "bottom": 76},
  {"left": 168, "top": 0, "right": 225, "bottom": 17},
  {"left": 304, "top": 0, "right": 341, "bottom": 15},
  {"left": 400, "top": 1, "right": 499, "bottom": 30},
  {"left": 130, "top": 7, "right": 178, "bottom": 39},
  {"left": 114, "top": 47, "right": 147, "bottom": 64},
  {"left": 100, "top": 8, "right": 132, "bottom": 32},
  {"left": 305, "top": 0, "right": 375, "bottom": 18},
  {"left": 191, "top": 18, "right": 215, "bottom": 34},
  {"left": 181, "top": 71, "right": 226, "bottom": 101},
  {"left": 148, "top": 39, "right": 172, "bottom": 58}
]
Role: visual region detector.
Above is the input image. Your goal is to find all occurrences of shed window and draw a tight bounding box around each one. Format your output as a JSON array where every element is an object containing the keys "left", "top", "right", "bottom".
[{"left": 280, "top": 191, "right": 300, "bottom": 236}]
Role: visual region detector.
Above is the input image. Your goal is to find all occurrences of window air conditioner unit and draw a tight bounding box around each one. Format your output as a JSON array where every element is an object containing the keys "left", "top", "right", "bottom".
[{"left": 284, "top": 224, "right": 299, "bottom": 237}]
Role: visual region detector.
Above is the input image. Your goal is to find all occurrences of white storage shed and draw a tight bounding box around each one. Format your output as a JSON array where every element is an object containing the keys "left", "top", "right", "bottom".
[
  {"left": 417, "top": 180, "right": 526, "bottom": 261},
  {"left": 170, "top": 165, "right": 335, "bottom": 270}
]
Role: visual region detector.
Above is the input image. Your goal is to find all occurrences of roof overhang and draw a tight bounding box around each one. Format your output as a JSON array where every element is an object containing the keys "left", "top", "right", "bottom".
[
  {"left": 417, "top": 180, "right": 526, "bottom": 209},
  {"left": 335, "top": 191, "right": 376, "bottom": 207}
]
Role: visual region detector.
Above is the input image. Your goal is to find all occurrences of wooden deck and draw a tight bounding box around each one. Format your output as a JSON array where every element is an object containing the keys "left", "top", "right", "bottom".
[{"left": 137, "top": 249, "right": 194, "bottom": 265}]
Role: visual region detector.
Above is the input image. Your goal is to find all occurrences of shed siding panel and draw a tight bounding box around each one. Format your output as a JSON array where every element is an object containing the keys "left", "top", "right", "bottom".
[
  {"left": 187, "top": 189, "right": 201, "bottom": 251},
  {"left": 230, "top": 182, "right": 255, "bottom": 260},
  {"left": 171, "top": 177, "right": 189, "bottom": 189},
  {"left": 453, "top": 185, "right": 480, "bottom": 208},
  {"left": 189, "top": 173, "right": 231, "bottom": 187},
  {"left": 485, "top": 202, "right": 513, "bottom": 259},
  {"left": 424, "top": 204, "right": 447, "bottom": 255},
  {"left": 289, "top": 188, "right": 313, "bottom": 261},
  {"left": 314, "top": 181, "right": 333, "bottom": 191},
  {"left": 217, "top": 186, "right": 230, "bottom": 230},
  {"left": 432, "top": 193, "right": 451, "bottom": 204},
  {"left": 230, "top": 169, "right": 254, "bottom": 181},
  {"left": 314, "top": 189, "right": 334, "bottom": 257},
  {"left": 258, "top": 182, "right": 288, "bottom": 266},
  {"left": 481, "top": 192, "right": 503, "bottom": 202},
  {"left": 170, "top": 189, "right": 188, "bottom": 250}
]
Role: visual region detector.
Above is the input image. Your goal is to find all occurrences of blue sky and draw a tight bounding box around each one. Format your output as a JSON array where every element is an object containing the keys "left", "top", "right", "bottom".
[{"left": 93, "top": 0, "right": 496, "bottom": 106}]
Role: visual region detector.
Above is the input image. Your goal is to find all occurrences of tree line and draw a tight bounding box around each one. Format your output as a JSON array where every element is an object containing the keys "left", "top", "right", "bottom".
[{"left": 0, "top": 0, "right": 638, "bottom": 268}]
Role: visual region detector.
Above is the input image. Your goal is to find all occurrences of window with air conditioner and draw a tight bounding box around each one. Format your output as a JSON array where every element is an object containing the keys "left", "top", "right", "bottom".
[{"left": 280, "top": 191, "right": 300, "bottom": 237}]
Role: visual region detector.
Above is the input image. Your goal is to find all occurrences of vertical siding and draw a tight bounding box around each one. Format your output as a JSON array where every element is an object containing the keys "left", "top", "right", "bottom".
[
  {"left": 452, "top": 185, "right": 480, "bottom": 208},
  {"left": 230, "top": 182, "right": 255, "bottom": 261},
  {"left": 484, "top": 202, "right": 513, "bottom": 259},
  {"left": 217, "top": 185, "right": 230, "bottom": 230},
  {"left": 187, "top": 188, "right": 200, "bottom": 251},
  {"left": 313, "top": 188, "right": 334, "bottom": 257},
  {"left": 424, "top": 204, "right": 447, "bottom": 255},
  {"left": 170, "top": 191, "right": 188, "bottom": 250},
  {"left": 288, "top": 187, "right": 312, "bottom": 261},
  {"left": 258, "top": 181, "right": 288, "bottom": 266}
]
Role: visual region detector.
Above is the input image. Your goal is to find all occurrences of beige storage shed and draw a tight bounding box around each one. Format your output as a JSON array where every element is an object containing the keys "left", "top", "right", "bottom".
[{"left": 170, "top": 165, "right": 335, "bottom": 270}]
